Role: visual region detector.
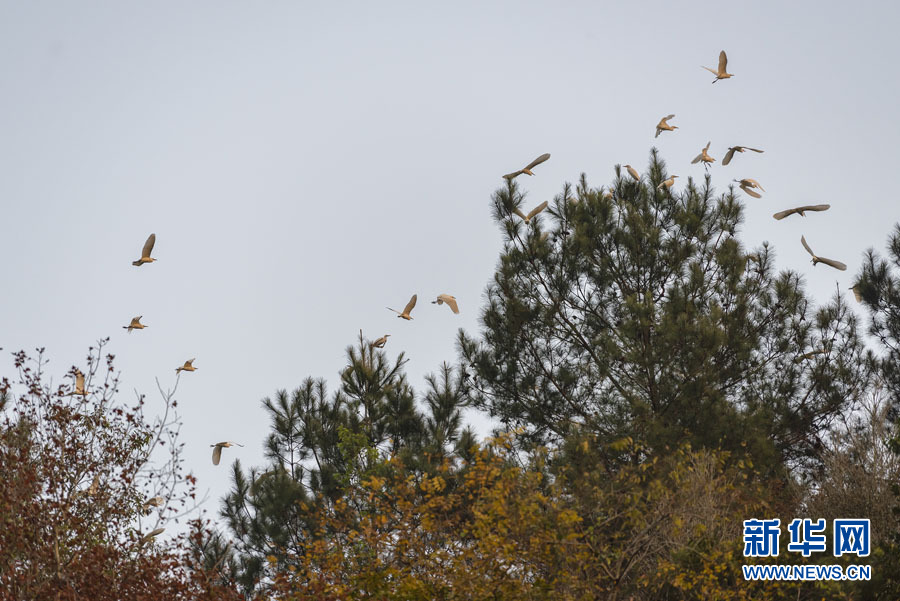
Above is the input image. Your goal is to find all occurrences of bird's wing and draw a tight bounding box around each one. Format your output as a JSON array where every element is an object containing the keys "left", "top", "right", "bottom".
[
  {"left": 664, "top": 114, "right": 675, "bottom": 121},
  {"left": 741, "top": 186, "right": 762, "bottom": 199},
  {"left": 745, "top": 178, "right": 765, "bottom": 191},
  {"left": 772, "top": 208, "right": 797, "bottom": 220},
  {"left": 439, "top": 294, "right": 459, "bottom": 314},
  {"left": 702, "top": 66, "right": 719, "bottom": 75},
  {"left": 141, "top": 234, "right": 156, "bottom": 259},
  {"left": 747, "top": 147, "right": 764, "bottom": 153},
  {"left": 513, "top": 207, "right": 528, "bottom": 221},
  {"left": 654, "top": 128, "right": 661, "bottom": 138},
  {"left": 502, "top": 170, "right": 523, "bottom": 180},
  {"left": 800, "top": 236, "right": 815, "bottom": 258},
  {"left": 718, "top": 50, "right": 728, "bottom": 73},
  {"left": 626, "top": 166, "right": 639, "bottom": 180},
  {"left": 819, "top": 257, "right": 847, "bottom": 271},
  {"left": 526, "top": 201, "right": 549, "bottom": 221},
  {"left": 402, "top": 294, "right": 417, "bottom": 315},
  {"left": 142, "top": 527, "right": 165, "bottom": 543},
  {"left": 691, "top": 153, "right": 703, "bottom": 164},
  {"left": 704, "top": 141, "right": 711, "bottom": 151},
  {"left": 722, "top": 148, "right": 736, "bottom": 165},
  {"left": 800, "top": 204, "right": 831, "bottom": 212},
  {"left": 212, "top": 445, "right": 222, "bottom": 465},
  {"left": 524, "top": 153, "right": 551, "bottom": 171}
]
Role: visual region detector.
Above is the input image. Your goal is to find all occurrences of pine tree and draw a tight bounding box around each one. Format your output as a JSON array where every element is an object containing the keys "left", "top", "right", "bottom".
[
  {"left": 459, "top": 150, "right": 871, "bottom": 474},
  {"left": 219, "top": 332, "right": 468, "bottom": 595},
  {"left": 856, "top": 223, "right": 900, "bottom": 413}
]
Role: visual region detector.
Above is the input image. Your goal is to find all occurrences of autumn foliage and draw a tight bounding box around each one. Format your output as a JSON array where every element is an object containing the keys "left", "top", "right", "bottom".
[{"left": 0, "top": 343, "right": 241, "bottom": 600}]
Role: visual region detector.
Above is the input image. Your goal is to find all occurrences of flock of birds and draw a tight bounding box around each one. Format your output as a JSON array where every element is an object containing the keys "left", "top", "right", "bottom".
[
  {"left": 63, "top": 49, "right": 862, "bottom": 544},
  {"left": 501, "top": 50, "right": 853, "bottom": 287}
]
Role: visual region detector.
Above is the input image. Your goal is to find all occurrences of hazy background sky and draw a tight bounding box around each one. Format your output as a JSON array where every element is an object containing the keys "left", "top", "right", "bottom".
[{"left": 2, "top": 1, "right": 898, "bottom": 529}]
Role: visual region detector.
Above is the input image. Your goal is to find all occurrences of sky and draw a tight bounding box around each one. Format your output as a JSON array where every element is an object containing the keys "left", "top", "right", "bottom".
[{"left": 2, "top": 1, "right": 898, "bottom": 531}]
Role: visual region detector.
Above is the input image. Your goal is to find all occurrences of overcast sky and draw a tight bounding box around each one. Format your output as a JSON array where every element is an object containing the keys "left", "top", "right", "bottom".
[{"left": 2, "top": 1, "right": 898, "bottom": 528}]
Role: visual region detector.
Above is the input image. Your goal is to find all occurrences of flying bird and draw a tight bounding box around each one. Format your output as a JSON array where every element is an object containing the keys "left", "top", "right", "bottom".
[
  {"left": 176, "top": 359, "right": 196, "bottom": 374},
  {"left": 691, "top": 141, "right": 716, "bottom": 169},
  {"left": 503, "top": 153, "right": 551, "bottom": 180},
  {"left": 734, "top": 178, "right": 765, "bottom": 198},
  {"left": 702, "top": 50, "right": 733, "bottom": 83},
  {"left": 513, "top": 201, "right": 549, "bottom": 224},
  {"left": 722, "top": 146, "right": 763, "bottom": 165},
  {"left": 142, "top": 496, "right": 164, "bottom": 512},
  {"left": 140, "top": 528, "right": 165, "bottom": 544},
  {"left": 657, "top": 175, "right": 678, "bottom": 190},
  {"left": 211, "top": 441, "right": 244, "bottom": 466},
  {"left": 132, "top": 233, "right": 157, "bottom": 266},
  {"left": 69, "top": 369, "right": 87, "bottom": 396},
  {"left": 370, "top": 334, "right": 390, "bottom": 349},
  {"left": 772, "top": 205, "right": 830, "bottom": 220},
  {"left": 123, "top": 316, "right": 147, "bottom": 332},
  {"left": 655, "top": 114, "right": 677, "bottom": 138},
  {"left": 432, "top": 294, "right": 459, "bottom": 314},
  {"left": 387, "top": 294, "right": 417, "bottom": 320},
  {"left": 623, "top": 164, "right": 640, "bottom": 181},
  {"left": 801, "top": 235, "right": 847, "bottom": 271}
]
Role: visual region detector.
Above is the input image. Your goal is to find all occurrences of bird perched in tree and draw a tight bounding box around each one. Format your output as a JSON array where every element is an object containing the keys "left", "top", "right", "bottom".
[
  {"left": 87, "top": 474, "right": 100, "bottom": 496},
  {"left": 691, "top": 142, "right": 716, "bottom": 169},
  {"left": 69, "top": 369, "right": 87, "bottom": 396},
  {"left": 734, "top": 178, "right": 765, "bottom": 198},
  {"left": 142, "top": 496, "right": 164, "bottom": 512},
  {"left": 210, "top": 441, "right": 244, "bottom": 465},
  {"left": 388, "top": 294, "right": 417, "bottom": 320},
  {"left": 503, "top": 153, "right": 551, "bottom": 180},
  {"left": 772, "top": 205, "right": 830, "bottom": 220},
  {"left": 370, "top": 334, "right": 390, "bottom": 349},
  {"left": 623, "top": 164, "right": 640, "bottom": 181},
  {"left": 850, "top": 284, "right": 862, "bottom": 302},
  {"left": 801, "top": 236, "right": 847, "bottom": 271},
  {"left": 655, "top": 114, "right": 677, "bottom": 138},
  {"left": 140, "top": 528, "right": 165, "bottom": 544},
  {"left": 722, "top": 146, "right": 763, "bottom": 165},
  {"left": 432, "top": 294, "right": 459, "bottom": 314},
  {"left": 794, "top": 349, "right": 828, "bottom": 363},
  {"left": 513, "top": 201, "right": 549, "bottom": 224},
  {"left": 132, "top": 233, "right": 157, "bottom": 266},
  {"left": 123, "top": 316, "right": 147, "bottom": 332},
  {"left": 657, "top": 175, "right": 678, "bottom": 190},
  {"left": 176, "top": 359, "right": 196, "bottom": 374},
  {"left": 702, "top": 50, "right": 733, "bottom": 83}
]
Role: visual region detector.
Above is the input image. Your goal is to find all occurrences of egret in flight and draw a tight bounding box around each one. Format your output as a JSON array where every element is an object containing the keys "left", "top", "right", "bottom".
[
  {"left": 722, "top": 146, "right": 763, "bottom": 165},
  {"left": 176, "top": 359, "right": 196, "bottom": 374},
  {"left": 691, "top": 141, "right": 716, "bottom": 170},
  {"left": 514, "top": 201, "right": 549, "bottom": 224},
  {"left": 503, "top": 153, "right": 551, "bottom": 180},
  {"left": 655, "top": 114, "right": 677, "bottom": 138},
  {"left": 734, "top": 178, "right": 765, "bottom": 198},
  {"left": 801, "top": 236, "right": 847, "bottom": 271},
  {"left": 132, "top": 234, "right": 157, "bottom": 266},
  {"left": 211, "top": 441, "right": 244, "bottom": 466},
  {"left": 702, "top": 50, "right": 733, "bottom": 83},
  {"left": 123, "top": 316, "right": 147, "bottom": 332},
  {"left": 432, "top": 294, "right": 460, "bottom": 314},
  {"left": 772, "top": 205, "right": 830, "bottom": 220},
  {"left": 388, "top": 294, "right": 417, "bottom": 320}
]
